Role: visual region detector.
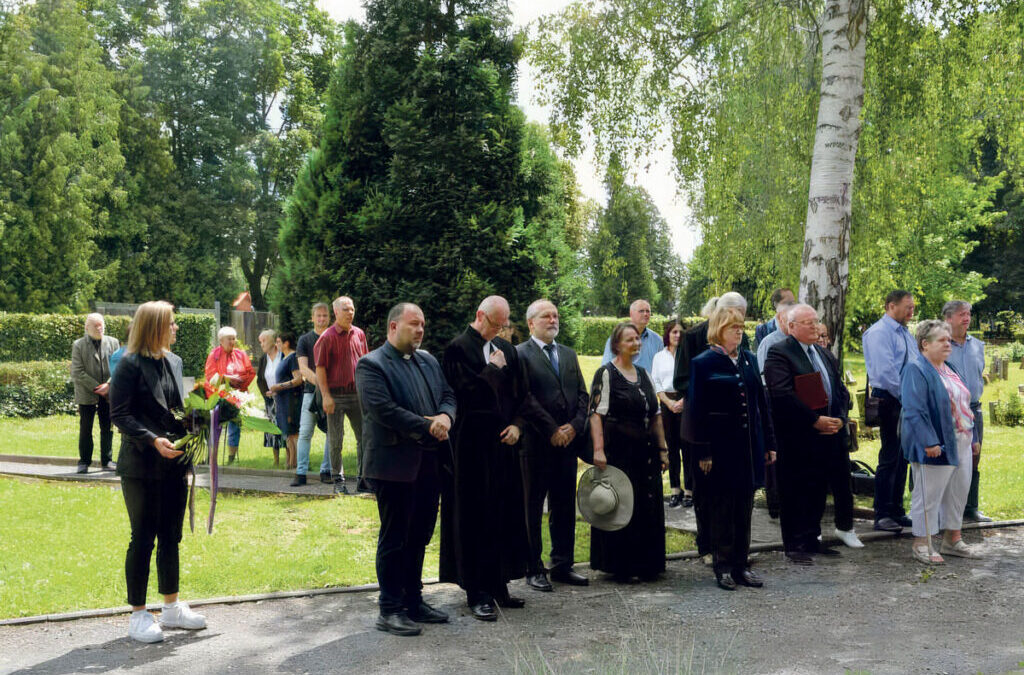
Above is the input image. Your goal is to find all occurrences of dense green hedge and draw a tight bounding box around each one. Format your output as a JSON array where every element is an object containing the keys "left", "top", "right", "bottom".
[
  {"left": 575, "top": 315, "right": 759, "bottom": 356},
  {"left": 0, "top": 312, "right": 215, "bottom": 376},
  {"left": 0, "top": 361, "right": 75, "bottom": 417}
]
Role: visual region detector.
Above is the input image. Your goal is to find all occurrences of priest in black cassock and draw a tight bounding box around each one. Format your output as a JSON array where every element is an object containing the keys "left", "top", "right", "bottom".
[{"left": 440, "top": 295, "right": 545, "bottom": 622}]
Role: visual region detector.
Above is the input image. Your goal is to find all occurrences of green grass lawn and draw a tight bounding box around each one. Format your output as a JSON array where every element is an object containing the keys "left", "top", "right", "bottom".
[{"left": 0, "top": 475, "right": 694, "bottom": 619}]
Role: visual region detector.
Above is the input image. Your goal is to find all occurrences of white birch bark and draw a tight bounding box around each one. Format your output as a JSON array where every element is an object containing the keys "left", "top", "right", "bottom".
[{"left": 800, "top": 0, "right": 867, "bottom": 357}]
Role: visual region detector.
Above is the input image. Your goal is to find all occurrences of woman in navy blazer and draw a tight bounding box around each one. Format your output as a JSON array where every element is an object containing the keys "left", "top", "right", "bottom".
[
  {"left": 900, "top": 320, "right": 981, "bottom": 564},
  {"left": 110, "top": 301, "right": 206, "bottom": 643},
  {"left": 688, "top": 306, "right": 776, "bottom": 590}
]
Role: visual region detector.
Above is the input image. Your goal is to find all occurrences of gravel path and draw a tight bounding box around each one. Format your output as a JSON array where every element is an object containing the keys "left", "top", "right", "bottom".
[{"left": 2, "top": 526, "right": 1022, "bottom": 674}]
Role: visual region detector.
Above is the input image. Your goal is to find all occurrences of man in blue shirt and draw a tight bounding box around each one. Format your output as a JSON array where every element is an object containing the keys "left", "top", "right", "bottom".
[
  {"left": 601, "top": 299, "right": 662, "bottom": 372},
  {"left": 943, "top": 300, "right": 992, "bottom": 523},
  {"left": 755, "top": 288, "right": 795, "bottom": 347},
  {"left": 862, "top": 290, "right": 917, "bottom": 532},
  {"left": 756, "top": 300, "right": 796, "bottom": 376}
]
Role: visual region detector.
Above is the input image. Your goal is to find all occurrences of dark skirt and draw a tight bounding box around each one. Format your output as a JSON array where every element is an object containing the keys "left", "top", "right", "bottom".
[
  {"left": 589, "top": 424, "right": 666, "bottom": 578},
  {"left": 274, "top": 391, "right": 301, "bottom": 436}
]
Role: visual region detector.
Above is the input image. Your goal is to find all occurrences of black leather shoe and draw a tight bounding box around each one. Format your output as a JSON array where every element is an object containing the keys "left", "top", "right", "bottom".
[
  {"left": 550, "top": 569, "right": 589, "bottom": 586},
  {"left": 376, "top": 612, "right": 421, "bottom": 636},
  {"left": 290, "top": 474, "right": 307, "bottom": 487},
  {"left": 732, "top": 569, "right": 763, "bottom": 588},
  {"left": 896, "top": 514, "right": 913, "bottom": 528},
  {"left": 469, "top": 602, "right": 497, "bottom": 621},
  {"left": 76, "top": 464, "right": 88, "bottom": 474},
  {"left": 715, "top": 573, "right": 737, "bottom": 591},
  {"left": 101, "top": 462, "right": 116, "bottom": 471},
  {"left": 407, "top": 601, "right": 449, "bottom": 624},
  {"left": 667, "top": 494, "right": 683, "bottom": 508},
  {"left": 786, "top": 551, "right": 814, "bottom": 566},
  {"left": 874, "top": 517, "right": 903, "bottom": 533},
  {"left": 682, "top": 495, "right": 694, "bottom": 508},
  {"left": 494, "top": 594, "right": 525, "bottom": 609},
  {"left": 319, "top": 471, "right": 333, "bottom": 484},
  {"left": 526, "top": 573, "right": 553, "bottom": 592},
  {"left": 816, "top": 546, "right": 841, "bottom": 557}
]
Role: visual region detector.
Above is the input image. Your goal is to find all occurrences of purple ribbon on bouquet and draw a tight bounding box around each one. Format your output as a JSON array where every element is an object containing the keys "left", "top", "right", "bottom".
[{"left": 207, "top": 405, "right": 221, "bottom": 534}]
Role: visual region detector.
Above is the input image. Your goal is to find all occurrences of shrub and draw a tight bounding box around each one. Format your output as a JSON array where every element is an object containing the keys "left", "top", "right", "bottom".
[
  {"left": 995, "top": 342, "right": 1024, "bottom": 362},
  {"left": 991, "top": 394, "right": 1024, "bottom": 428},
  {"left": 575, "top": 315, "right": 757, "bottom": 355},
  {"left": 0, "top": 312, "right": 215, "bottom": 376},
  {"left": 0, "top": 361, "right": 75, "bottom": 417}
]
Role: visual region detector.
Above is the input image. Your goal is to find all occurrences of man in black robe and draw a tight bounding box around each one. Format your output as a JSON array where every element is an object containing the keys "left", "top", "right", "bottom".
[{"left": 440, "top": 295, "right": 545, "bottom": 621}]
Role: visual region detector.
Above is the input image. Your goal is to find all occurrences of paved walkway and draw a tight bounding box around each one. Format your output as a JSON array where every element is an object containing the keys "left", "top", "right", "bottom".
[
  {"left": 0, "top": 455, "right": 364, "bottom": 497},
  {"left": 2, "top": 526, "right": 1022, "bottom": 674}
]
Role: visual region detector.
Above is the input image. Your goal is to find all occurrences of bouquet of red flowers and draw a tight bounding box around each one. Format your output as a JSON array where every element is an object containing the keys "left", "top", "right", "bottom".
[{"left": 174, "top": 374, "right": 281, "bottom": 533}]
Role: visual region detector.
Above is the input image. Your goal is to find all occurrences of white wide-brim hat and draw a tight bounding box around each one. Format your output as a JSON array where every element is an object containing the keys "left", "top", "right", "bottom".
[{"left": 577, "top": 465, "right": 634, "bottom": 531}]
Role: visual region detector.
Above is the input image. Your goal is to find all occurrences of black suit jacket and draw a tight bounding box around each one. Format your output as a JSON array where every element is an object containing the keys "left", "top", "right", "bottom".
[
  {"left": 763, "top": 336, "right": 850, "bottom": 452},
  {"left": 516, "top": 338, "right": 589, "bottom": 450},
  {"left": 356, "top": 342, "right": 457, "bottom": 483},
  {"left": 110, "top": 352, "right": 188, "bottom": 480},
  {"left": 673, "top": 320, "right": 751, "bottom": 396}
]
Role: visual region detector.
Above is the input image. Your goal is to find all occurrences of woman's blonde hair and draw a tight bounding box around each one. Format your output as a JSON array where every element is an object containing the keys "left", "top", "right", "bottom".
[
  {"left": 707, "top": 306, "right": 746, "bottom": 348},
  {"left": 127, "top": 301, "right": 175, "bottom": 358}
]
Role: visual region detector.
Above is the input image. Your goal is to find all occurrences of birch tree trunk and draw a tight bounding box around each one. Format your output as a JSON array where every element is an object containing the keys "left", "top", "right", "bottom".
[{"left": 800, "top": 0, "right": 867, "bottom": 359}]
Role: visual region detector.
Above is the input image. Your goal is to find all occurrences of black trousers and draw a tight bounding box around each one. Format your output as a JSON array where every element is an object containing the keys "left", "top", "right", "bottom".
[
  {"left": 78, "top": 399, "right": 113, "bottom": 467},
  {"left": 710, "top": 487, "right": 754, "bottom": 576},
  {"left": 777, "top": 444, "right": 828, "bottom": 553},
  {"left": 661, "top": 403, "right": 688, "bottom": 491},
  {"left": 965, "top": 405, "right": 983, "bottom": 514},
  {"left": 825, "top": 447, "right": 854, "bottom": 532},
  {"left": 520, "top": 443, "right": 578, "bottom": 575},
  {"left": 688, "top": 443, "right": 712, "bottom": 556},
  {"left": 373, "top": 453, "right": 440, "bottom": 615},
  {"left": 873, "top": 394, "right": 908, "bottom": 520},
  {"left": 121, "top": 475, "right": 187, "bottom": 607}
]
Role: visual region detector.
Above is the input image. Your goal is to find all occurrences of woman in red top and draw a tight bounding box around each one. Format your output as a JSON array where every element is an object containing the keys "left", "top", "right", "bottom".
[{"left": 204, "top": 326, "right": 256, "bottom": 463}]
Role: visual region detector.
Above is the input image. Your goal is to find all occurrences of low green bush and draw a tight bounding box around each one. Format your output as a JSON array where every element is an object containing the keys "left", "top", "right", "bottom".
[
  {"left": 0, "top": 361, "right": 75, "bottom": 417},
  {"left": 995, "top": 342, "right": 1024, "bottom": 361},
  {"left": 991, "top": 394, "right": 1024, "bottom": 427},
  {"left": 575, "top": 315, "right": 758, "bottom": 355},
  {"left": 0, "top": 312, "right": 215, "bottom": 376}
]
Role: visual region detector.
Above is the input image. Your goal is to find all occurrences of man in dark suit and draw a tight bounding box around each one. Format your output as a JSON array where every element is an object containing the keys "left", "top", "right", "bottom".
[
  {"left": 754, "top": 288, "right": 795, "bottom": 347},
  {"left": 516, "top": 300, "right": 590, "bottom": 592},
  {"left": 763, "top": 304, "right": 853, "bottom": 565},
  {"left": 440, "top": 295, "right": 547, "bottom": 621},
  {"left": 355, "top": 303, "right": 457, "bottom": 636}
]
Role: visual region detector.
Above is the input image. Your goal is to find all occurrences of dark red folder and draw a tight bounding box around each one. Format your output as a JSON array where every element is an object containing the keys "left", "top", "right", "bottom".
[{"left": 794, "top": 372, "right": 828, "bottom": 410}]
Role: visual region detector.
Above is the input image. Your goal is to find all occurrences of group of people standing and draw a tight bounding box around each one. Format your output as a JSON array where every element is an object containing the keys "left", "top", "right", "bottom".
[{"left": 83, "top": 283, "right": 990, "bottom": 643}]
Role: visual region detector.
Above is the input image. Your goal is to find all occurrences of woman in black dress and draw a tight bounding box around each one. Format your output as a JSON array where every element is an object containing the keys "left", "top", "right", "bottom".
[
  {"left": 589, "top": 322, "right": 669, "bottom": 580},
  {"left": 110, "top": 301, "right": 206, "bottom": 643},
  {"left": 688, "top": 306, "right": 775, "bottom": 590}
]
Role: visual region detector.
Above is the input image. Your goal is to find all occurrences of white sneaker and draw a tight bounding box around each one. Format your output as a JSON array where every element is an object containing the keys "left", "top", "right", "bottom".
[
  {"left": 159, "top": 601, "right": 207, "bottom": 630},
  {"left": 128, "top": 610, "right": 164, "bottom": 643},
  {"left": 834, "top": 528, "right": 865, "bottom": 549}
]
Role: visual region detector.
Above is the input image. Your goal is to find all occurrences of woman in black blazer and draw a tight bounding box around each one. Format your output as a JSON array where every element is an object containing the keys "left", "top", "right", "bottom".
[
  {"left": 688, "top": 306, "right": 776, "bottom": 590},
  {"left": 109, "top": 301, "right": 206, "bottom": 643}
]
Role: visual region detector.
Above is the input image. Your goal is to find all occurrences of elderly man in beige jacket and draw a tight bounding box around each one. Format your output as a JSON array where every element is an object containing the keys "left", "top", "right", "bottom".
[{"left": 71, "top": 313, "right": 120, "bottom": 473}]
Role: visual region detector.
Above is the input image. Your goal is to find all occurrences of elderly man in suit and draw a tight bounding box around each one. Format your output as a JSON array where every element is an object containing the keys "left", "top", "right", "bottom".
[
  {"left": 72, "top": 313, "right": 121, "bottom": 473},
  {"left": 763, "top": 304, "right": 857, "bottom": 564},
  {"left": 355, "top": 303, "right": 456, "bottom": 636},
  {"left": 517, "top": 299, "right": 590, "bottom": 592}
]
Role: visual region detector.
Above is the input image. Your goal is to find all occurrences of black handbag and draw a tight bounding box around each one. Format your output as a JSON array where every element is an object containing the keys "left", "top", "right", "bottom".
[
  {"left": 308, "top": 389, "right": 328, "bottom": 433},
  {"left": 850, "top": 459, "right": 875, "bottom": 496}
]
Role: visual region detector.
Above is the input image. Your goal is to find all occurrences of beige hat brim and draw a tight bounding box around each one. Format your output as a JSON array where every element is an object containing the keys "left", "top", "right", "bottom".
[{"left": 577, "top": 465, "right": 634, "bottom": 531}]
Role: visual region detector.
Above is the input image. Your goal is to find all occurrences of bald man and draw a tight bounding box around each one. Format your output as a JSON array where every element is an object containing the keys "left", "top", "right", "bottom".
[
  {"left": 71, "top": 313, "right": 120, "bottom": 473},
  {"left": 440, "top": 296, "right": 548, "bottom": 621},
  {"left": 601, "top": 299, "right": 661, "bottom": 371}
]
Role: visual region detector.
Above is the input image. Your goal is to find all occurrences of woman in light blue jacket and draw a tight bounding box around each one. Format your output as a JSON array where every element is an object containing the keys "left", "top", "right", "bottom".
[{"left": 900, "top": 320, "right": 981, "bottom": 564}]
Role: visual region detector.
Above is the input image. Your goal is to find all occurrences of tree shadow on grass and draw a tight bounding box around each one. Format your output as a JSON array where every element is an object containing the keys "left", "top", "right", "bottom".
[{"left": 10, "top": 631, "right": 217, "bottom": 674}]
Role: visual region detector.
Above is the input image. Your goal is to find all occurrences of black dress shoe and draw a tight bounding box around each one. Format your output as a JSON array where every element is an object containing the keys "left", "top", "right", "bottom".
[
  {"left": 526, "top": 573, "right": 553, "bottom": 592},
  {"left": 716, "top": 573, "right": 737, "bottom": 591},
  {"left": 76, "top": 464, "right": 88, "bottom": 474},
  {"left": 494, "top": 594, "right": 525, "bottom": 609},
  {"left": 667, "top": 494, "right": 683, "bottom": 509},
  {"left": 319, "top": 471, "right": 333, "bottom": 484},
  {"left": 376, "top": 612, "right": 422, "bottom": 636},
  {"left": 816, "top": 546, "right": 841, "bottom": 557},
  {"left": 786, "top": 551, "right": 814, "bottom": 566},
  {"left": 290, "top": 474, "right": 307, "bottom": 487},
  {"left": 407, "top": 601, "right": 449, "bottom": 624},
  {"left": 896, "top": 514, "right": 913, "bottom": 528},
  {"left": 469, "top": 602, "right": 497, "bottom": 621},
  {"left": 101, "top": 462, "right": 116, "bottom": 471},
  {"left": 682, "top": 495, "right": 694, "bottom": 508},
  {"left": 550, "top": 569, "right": 589, "bottom": 586},
  {"left": 874, "top": 517, "right": 903, "bottom": 532},
  {"left": 732, "top": 569, "right": 763, "bottom": 587}
]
